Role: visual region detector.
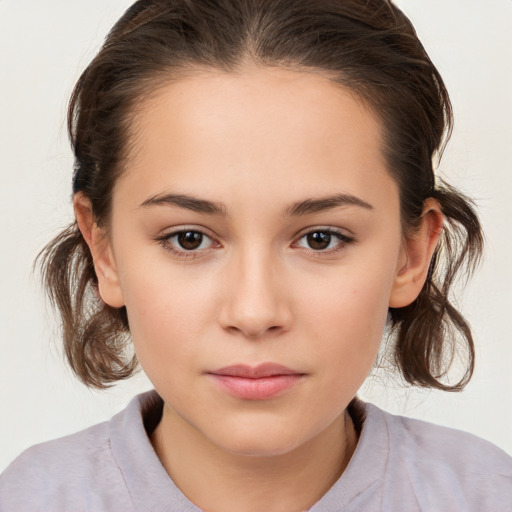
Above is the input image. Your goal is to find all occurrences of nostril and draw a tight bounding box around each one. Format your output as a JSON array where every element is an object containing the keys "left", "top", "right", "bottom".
[{"left": 223, "top": 323, "right": 284, "bottom": 339}]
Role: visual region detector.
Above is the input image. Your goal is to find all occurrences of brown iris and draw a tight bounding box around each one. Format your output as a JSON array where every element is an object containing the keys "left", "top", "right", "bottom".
[
  {"left": 307, "top": 232, "right": 332, "bottom": 250},
  {"left": 177, "top": 231, "right": 203, "bottom": 250}
]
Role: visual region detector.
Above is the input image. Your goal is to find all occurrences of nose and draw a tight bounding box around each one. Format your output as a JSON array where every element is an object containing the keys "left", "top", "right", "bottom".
[{"left": 218, "top": 246, "right": 292, "bottom": 339}]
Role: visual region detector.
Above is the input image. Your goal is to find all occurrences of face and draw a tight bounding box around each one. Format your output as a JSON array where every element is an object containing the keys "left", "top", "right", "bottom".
[{"left": 95, "top": 66, "right": 418, "bottom": 456}]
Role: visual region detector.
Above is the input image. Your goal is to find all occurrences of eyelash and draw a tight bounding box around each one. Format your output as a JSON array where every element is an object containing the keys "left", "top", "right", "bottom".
[{"left": 155, "top": 228, "right": 354, "bottom": 260}]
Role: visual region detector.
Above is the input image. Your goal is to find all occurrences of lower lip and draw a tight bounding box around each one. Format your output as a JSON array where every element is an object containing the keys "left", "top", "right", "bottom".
[{"left": 208, "top": 374, "right": 304, "bottom": 400}]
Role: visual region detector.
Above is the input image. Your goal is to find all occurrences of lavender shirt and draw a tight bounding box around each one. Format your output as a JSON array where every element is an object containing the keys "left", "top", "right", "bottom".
[{"left": 1, "top": 390, "right": 511, "bottom": 511}]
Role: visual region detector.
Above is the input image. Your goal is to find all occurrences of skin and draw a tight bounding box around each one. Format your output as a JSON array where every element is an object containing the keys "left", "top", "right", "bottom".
[{"left": 75, "top": 65, "right": 443, "bottom": 512}]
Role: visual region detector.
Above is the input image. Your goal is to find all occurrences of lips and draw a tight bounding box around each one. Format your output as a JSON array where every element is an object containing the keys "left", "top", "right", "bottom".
[{"left": 207, "top": 363, "right": 305, "bottom": 400}]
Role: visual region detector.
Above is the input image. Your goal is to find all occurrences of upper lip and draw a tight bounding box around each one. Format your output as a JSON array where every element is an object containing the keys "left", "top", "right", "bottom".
[{"left": 209, "top": 363, "right": 303, "bottom": 379}]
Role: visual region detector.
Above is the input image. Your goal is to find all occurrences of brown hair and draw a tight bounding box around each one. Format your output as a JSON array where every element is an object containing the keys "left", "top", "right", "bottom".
[{"left": 38, "top": 0, "right": 483, "bottom": 390}]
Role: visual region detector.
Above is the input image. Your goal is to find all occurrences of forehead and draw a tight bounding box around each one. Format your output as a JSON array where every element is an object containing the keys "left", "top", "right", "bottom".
[{"left": 117, "top": 65, "right": 395, "bottom": 212}]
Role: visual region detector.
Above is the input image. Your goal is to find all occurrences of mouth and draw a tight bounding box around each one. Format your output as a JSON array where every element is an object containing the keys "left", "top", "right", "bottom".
[{"left": 207, "top": 363, "right": 306, "bottom": 400}]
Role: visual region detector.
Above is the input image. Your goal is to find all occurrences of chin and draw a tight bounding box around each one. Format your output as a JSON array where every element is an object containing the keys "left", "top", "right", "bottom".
[
  {"left": 221, "top": 435, "right": 302, "bottom": 458},
  {"left": 205, "top": 416, "right": 312, "bottom": 458}
]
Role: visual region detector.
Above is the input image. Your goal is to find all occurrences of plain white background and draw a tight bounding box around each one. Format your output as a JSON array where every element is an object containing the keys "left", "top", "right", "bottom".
[{"left": 1, "top": 0, "right": 511, "bottom": 472}]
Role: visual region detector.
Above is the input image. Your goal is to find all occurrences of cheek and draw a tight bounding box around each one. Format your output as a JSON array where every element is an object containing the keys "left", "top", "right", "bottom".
[
  {"left": 119, "top": 259, "right": 218, "bottom": 375},
  {"left": 296, "top": 259, "right": 395, "bottom": 384},
  {"left": 297, "top": 251, "right": 395, "bottom": 334}
]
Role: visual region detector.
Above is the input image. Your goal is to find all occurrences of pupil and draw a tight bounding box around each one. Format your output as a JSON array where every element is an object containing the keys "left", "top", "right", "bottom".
[
  {"left": 178, "top": 231, "right": 202, "bottom": 250},
  {"left": 308, "top": 232, "right": 331, "bottom": 250}
]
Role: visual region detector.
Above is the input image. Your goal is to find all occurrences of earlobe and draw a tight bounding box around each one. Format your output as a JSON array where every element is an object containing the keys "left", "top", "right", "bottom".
[
  {"left": 73, "top": 193, "right": 125, "bottom": 308},
  {"left": 389, "top": 198, "right": 444, "bottom": 308}
]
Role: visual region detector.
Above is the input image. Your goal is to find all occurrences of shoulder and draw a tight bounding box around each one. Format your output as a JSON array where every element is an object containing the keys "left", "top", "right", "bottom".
[
  {"left": 1, "top": 419, "right": 109, "bottom": 475},
  {"left": 0, "top": 415, "right": 132, "bottom": 512},
  {"left": 377, "top": 405, "right": 512, "bottom": 474},
  {"left": 367, "top": 403, "right": 512, "bottom": 510}
]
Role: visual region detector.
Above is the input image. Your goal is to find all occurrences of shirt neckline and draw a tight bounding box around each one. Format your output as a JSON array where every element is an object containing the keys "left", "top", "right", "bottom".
[{"left": 109, "top": 390, "right": 389, "bottom": 511}]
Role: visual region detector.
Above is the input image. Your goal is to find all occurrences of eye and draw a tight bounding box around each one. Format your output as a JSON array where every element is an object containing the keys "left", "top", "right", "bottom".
[
  {"left": 156, "top": 229, "right": 218, "bottom": 258},
  {"left": 173, "top": 231, "right": 208, "bottom": 251},
  {"left": 293, "top": 228, "right": 354, "bottom": 253}
]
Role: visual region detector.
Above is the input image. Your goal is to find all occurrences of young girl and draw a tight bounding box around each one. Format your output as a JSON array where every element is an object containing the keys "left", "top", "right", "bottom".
[{"left": 1, "top": 0, "right": 511, "bottom": 510}]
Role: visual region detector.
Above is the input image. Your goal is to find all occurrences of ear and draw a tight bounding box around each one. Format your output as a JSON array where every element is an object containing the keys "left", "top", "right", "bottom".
[
  {"left": 73, "top": 193, "right": 125, "bottom": 308},
  {"left": 389, "top": 198, "right": 444, "bottom": 308}
]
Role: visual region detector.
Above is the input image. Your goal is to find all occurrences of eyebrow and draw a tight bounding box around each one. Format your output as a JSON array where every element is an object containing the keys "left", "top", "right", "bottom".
[
  {"left": 140, "top": 193, "right": 227, "bottom": 215},
  {"left": 139, "top": 192, "right": 374, "bottom": 216},
  {"left": 284, "top": 193, "right": 374, "bottom": 216}
]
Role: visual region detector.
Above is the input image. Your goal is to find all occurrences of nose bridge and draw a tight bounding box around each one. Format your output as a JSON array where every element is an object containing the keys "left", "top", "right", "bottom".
[{"left": 219, "top": 240, "right": 290, "bottom": 338}]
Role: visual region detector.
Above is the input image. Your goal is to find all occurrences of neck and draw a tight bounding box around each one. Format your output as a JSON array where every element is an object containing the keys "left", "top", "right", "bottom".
[{"left": 150, "top": 404, "right": 358, "bottom": 512}]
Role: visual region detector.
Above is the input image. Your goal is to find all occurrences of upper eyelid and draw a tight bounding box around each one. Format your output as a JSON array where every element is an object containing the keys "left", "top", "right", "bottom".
[
  {"left": 293, "top": 226, "right": 353, "bottom": 241},
  {"left": 159, "top": 226, "right": 216, "bottom": 239},
  {"left": 160, "top": 225, "right": 350, "bottom": 238}
]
